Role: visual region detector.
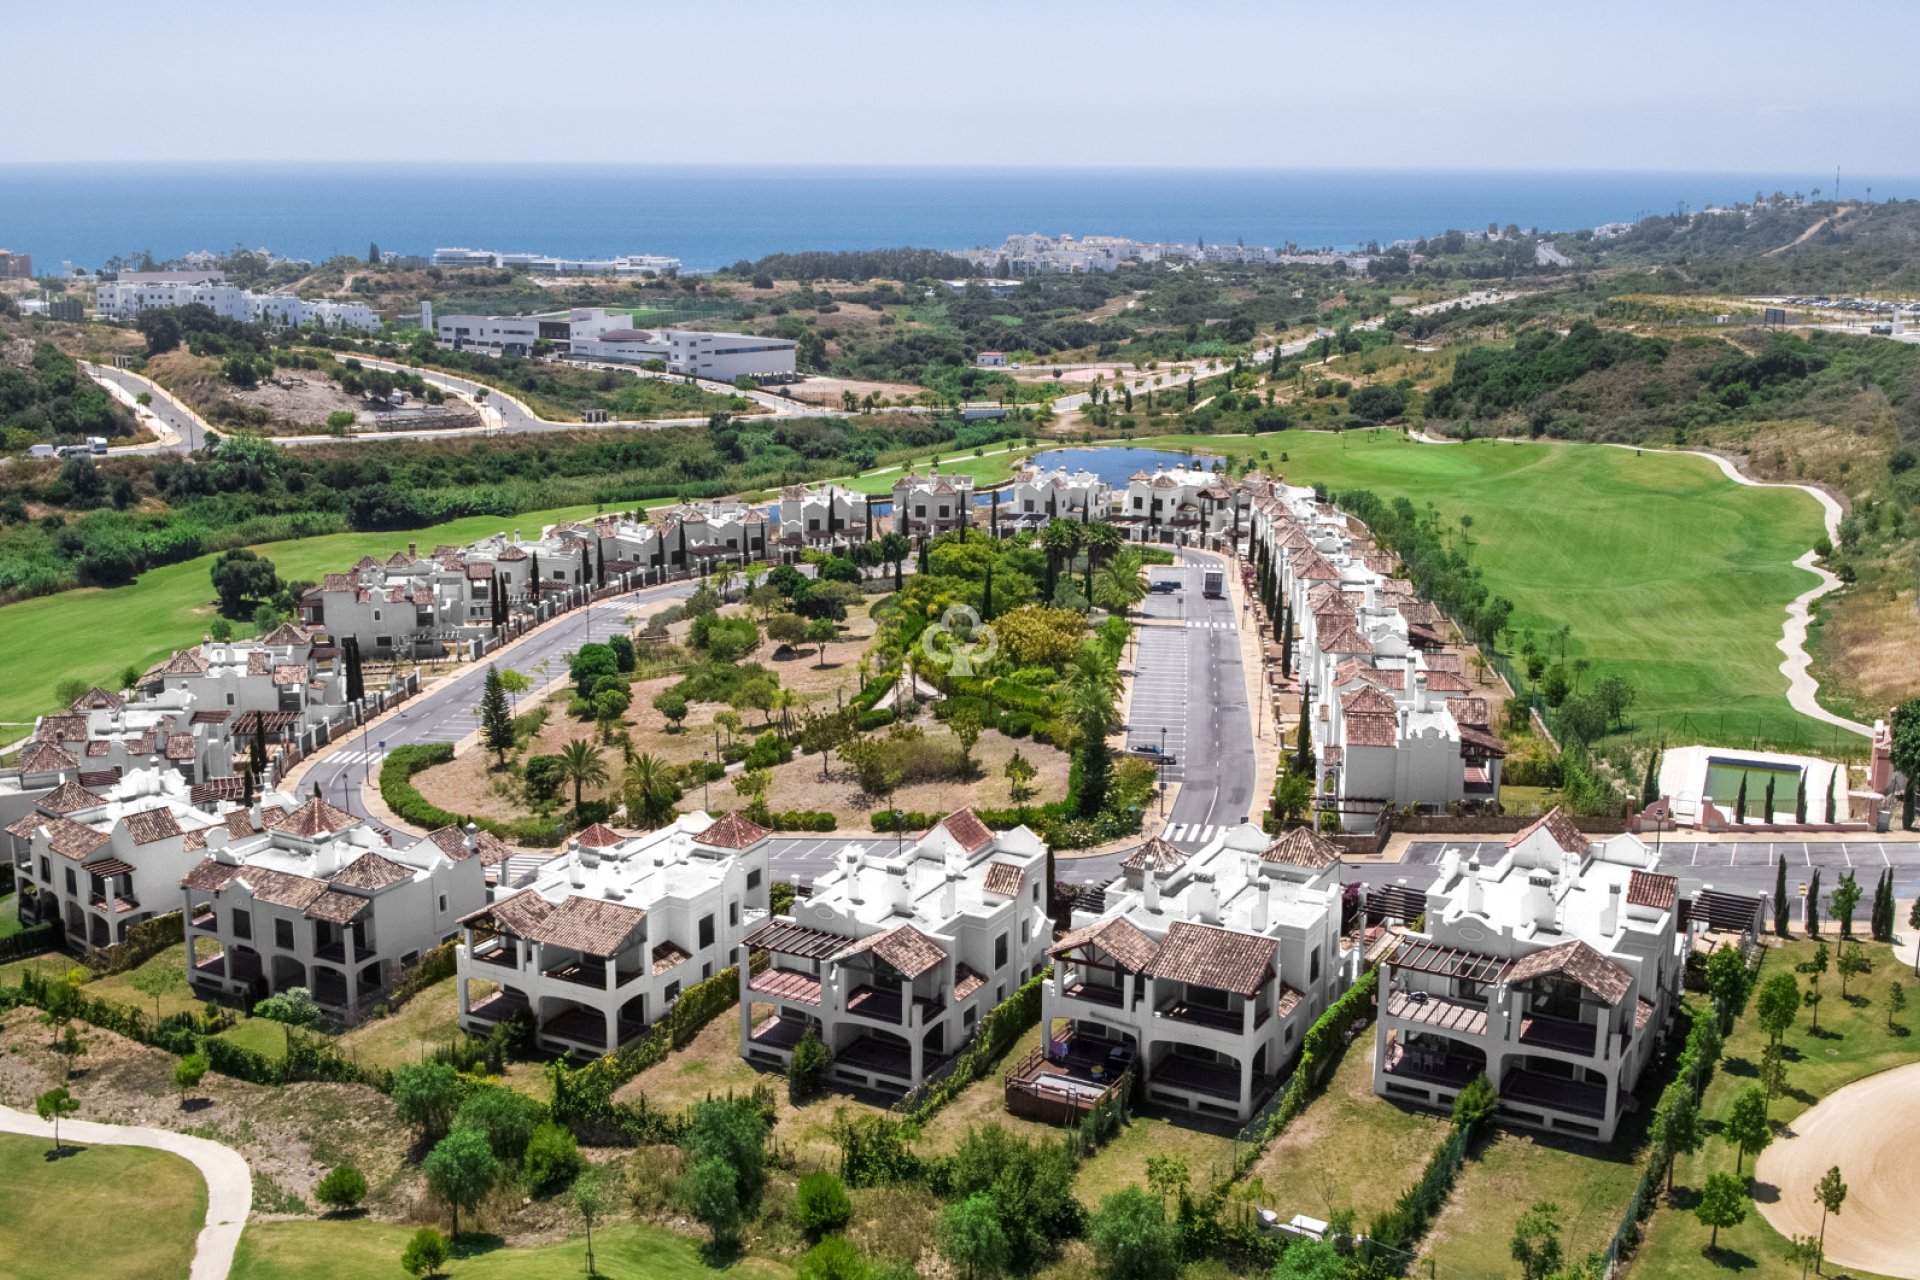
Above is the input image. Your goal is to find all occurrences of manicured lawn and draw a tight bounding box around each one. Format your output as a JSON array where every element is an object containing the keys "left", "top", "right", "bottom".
[
  {"left": 1071, "top": 1109, "right": 1238, "bottom": 1210},
  {"left": 232, "top": 1218, "right": 793, "bottom": 1280},
  {"left": 0, "top": 1132, "right": 206, "bottom": 1280},
  {"left": 914, "top": 1023, "right": 1063, "bottom": 1155},
  {"left": 216, "top": 1015, "right": 298, "bottom": 1061},
  {"left": 0, "top": 498, "right": 616, "bottom": 727},
  {"left": 85, "top": 940, "right": 221, "bottom": 1022},
  {"left": 0, "top": 892, "right": 19, "bottom": 941},
  {"left": 335, "top": 974, "right": 465, "bottom": 1074},
  {"left": 1135, "top": 430, "right": 1834, "bottom": 751},
  {"left": 1630, "top": 937, "right": 1915, "bottom": 1280},
  {"left": 1242, "top": 1026, "right": 1450, "bottom": 1226}
]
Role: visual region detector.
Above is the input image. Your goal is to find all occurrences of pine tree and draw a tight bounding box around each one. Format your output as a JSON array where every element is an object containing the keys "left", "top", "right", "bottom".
[
  {"left": 1774, "top": 856, "right": 1790, "bottom": 936},
  {"left": 480, "top": 665, "right": 515, "bottom": 764}
]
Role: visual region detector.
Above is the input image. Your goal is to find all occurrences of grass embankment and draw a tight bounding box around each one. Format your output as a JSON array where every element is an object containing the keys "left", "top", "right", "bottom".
[
  {"left": 1135, "top": 430, "right": 1835, "bottom": 750},
  {"left": 0, "top": 1132, "right": 207, "bottom": 1280},
  {"left": 233, "top": 1218, "right": 793, "bottom": 1280},
  {"left": 1631, "top": 937, "right": 1913, "bottom": 1280}
]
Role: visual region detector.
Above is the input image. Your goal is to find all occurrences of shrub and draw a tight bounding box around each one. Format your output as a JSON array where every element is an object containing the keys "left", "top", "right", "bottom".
[
  {"left": 795, "top": 1170, "right": 853, "bottom": 1240},
  {"left": 523, "top": 1120, "right": 585, "bottom": 1193},
  {"left": 393, "top": 1061, "right": 467, "bottom": 1140},
  {"left": 455, "top": 1084, "right": 545, "bottom": 1162},
  {"left": 316, "top": 1164, "right": 368, "bottom": 1213},
  {"left": 400, "top": 1226, "right": 449, "bottom": 1277},
  {"left": 788, "top": 1026, "right": 831, "bottom": 1102}
]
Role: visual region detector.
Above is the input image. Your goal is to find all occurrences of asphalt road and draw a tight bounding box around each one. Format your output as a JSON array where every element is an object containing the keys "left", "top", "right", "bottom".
[
  {"left": 305, "top": 579, "right": 695, "bottom": 839},
  {"left": 88, "top": 363, "right": 207, "bottom": 455}
]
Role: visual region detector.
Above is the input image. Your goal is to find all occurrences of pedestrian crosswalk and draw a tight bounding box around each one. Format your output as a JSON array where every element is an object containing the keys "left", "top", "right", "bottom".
[
  {"left": 1182, "top": 619, "right": 1236, "bottom": 630},
  {"left": 330, "top": 749, "right": 388, "bottom": 767},
  {"left": 1163, "top": 823, "right": 1223, "bottom": 846}
]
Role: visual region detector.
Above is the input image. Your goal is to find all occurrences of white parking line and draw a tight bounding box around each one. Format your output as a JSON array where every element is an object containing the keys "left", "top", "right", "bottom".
[
  {"left": 1844, "top": 847, "right": 1854, "bottom": 867},
  {"left": 1880, "top": 844, "right": 1892, "bottom": 866}
]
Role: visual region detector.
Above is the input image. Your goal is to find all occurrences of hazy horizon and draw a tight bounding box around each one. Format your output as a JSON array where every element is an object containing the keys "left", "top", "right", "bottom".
[{"left": 16, "top": 0, "right": 1916, "bottom": 172}]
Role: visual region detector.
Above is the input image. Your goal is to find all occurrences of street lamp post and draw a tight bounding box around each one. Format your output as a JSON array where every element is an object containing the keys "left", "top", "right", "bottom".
[{"left": 700, "top": 751, "right": 711, "bottom": 812}]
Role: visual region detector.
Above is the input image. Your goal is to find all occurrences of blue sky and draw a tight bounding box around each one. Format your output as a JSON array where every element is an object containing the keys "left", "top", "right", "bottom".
[{"left": 14, "top": 0, "right": 1917, "bottom": 172}]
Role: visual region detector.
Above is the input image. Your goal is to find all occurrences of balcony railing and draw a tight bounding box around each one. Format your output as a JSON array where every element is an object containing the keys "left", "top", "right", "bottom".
[
  {"left": 471, "top": 940, "right": 519, "bottom": 969},
  {"left": 1517, "top": 1012, "right": 1598, "bottom": 1056}
]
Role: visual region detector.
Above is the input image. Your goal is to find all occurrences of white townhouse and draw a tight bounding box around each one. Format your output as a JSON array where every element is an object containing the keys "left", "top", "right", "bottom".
[
  {"left": 454, "top": 812, "right": 773, "bottom": 1057},
  {"left": 1038, "top": 824, "right": 1351, "bottom": 1122},
  {"left": 180, "top": 798, "right": 494, "bottom": 1019},
  {"left": 138, "top": 625, "right": 350, "bottom": 735},
  {"left": 1117, "top": 466, "right": 1244, "bottom": 545},
  {"left": 5, "top": 762, "right": 235, "bottom": 950},
  {"left": 890, "top": 469, "right": 977, "bottom": 538},
  {"left": 580, "top": 502, "right": 772, "bottom": 576},
  {"left": 1373, "top": 809, "right": 1685, "bottom": 1141},
  {"left": 738, "top": 808, "right": 1052, "bottom": 1094},
  {"left": 95, "top": 273, "right": 378, "bottom": 332},
  {"left": 1002, "top": 464, "right": 1110, "bottom": 530},
  {"left": 776, "top": 484, "right": 874, "bottom": 553}
]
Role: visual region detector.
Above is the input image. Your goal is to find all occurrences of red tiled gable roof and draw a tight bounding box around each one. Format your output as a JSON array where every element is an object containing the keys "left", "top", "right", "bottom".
[
  {"left": 573, "top": 822, "right": 625, "bottom": 849},
  {"left": 836, "top": 924, "right": 948, "bottom": 978},
  {"left": 695, "top": 811, "right": 770, "bottom": 849},
  {"left": 933, "top": 807, "right": 994, "bottom": 854},
  {"left": 321, "top": 573, "right": 353, "bottom": 593},
  {"left": 264, "top": 794, "right": 360, "bottom": 838},
  {"left": 123, "top": 806, "right": 183, "bottom": 845},
  {"left": 1318, "top": 621, "right": 1374, "bottom": 654},
  {"left": 1508, "top": 938, "right": 1632, "bottom": 1004},
  {"left": 1333, "top": 658, "right": 1403, "bottom": 690},
  {"left": 189, "top": 777, "right": 247, "bottom": 805},
  {"left": 530, "top": 895, "right": 649, "bottom": 956},
  {"left": 1146, "top": 920, "right": 1277, "bottom": 998},
  {"left": 1421, "top": 671, "right": 1475, "bottom": 693},
  {"left": 239, "top": 867, "right": 329, "bottom": 911},
  {"left": 78, "top": 768, "right": 121, "bottom": 789},
  {"left": 246, "top": 652, "right": 270, "bottom": 677},
  {"left": 1050, "top": 915, "right": 1161, "bottom": 971},
  {"left": 496, "top": 545, "right": 528, "bottom": 562},
  {"left": 38, "top": 779, "right": 109, "bottom": 816},
  {"left": 331, "top": 851, "right": 414, "bottom": 890},
  {"left": 67, "top": 686, "right": 124, "bottom": 712},
  {"left": 35, "top": 715, "right": 89, "bottom": 743},
  {"left": 257, "top": 622, "right": 312, "bottom": 647},
  {"left": 1423, "top": 652, "right": 1464, "bottom": 673},
  {"left": 1261, "top": 826, "right": 1342, "bottom": 869},
  {"left": 15, "top": 741, "right": 80, "bottom": 772},
  {"left": 42, "top": 816, "right": 112, "bottom": 860},
  {"left": 181, "top": 859, "right": 244, "bottom": 892},
  {"left": 460, "top": 888, "right": 555, "bottom": 936},
  {"left": 166, "top": 733, "right": 197, "bottom": 762},
  {"left": 1289, "top": 549, "right": 1340, "bottom": 581},
  {"left": 1626, "top": 870, "right": 1678, "bottom": 911},
  {"left": 1343, "top": 713, "right": 1399, "bottom": 749},
  {"left": 272, "top": 664, "right": 308, "bottom": 687},
  {"left": 223, "top": 809, "right": 262, "bottom": 840},
  {"left": 1445, "top": 698, "right": 1489, "bottom": 727},
  {"left": 1341, "top": 685, "right": 1398, "bottom": 715},
  {"left": 2, "top": 814, "right": 41, "bottom": 841},
  {"left": 424, "top": 825, "right": 514, "bottom": 865},
  {"left": 1507, "top": 807, "right": 1587, "bottom": 856},
  {"left": 981, "top": 862, "right": 1024, "bottom": 897},
  {"left": 305, "top": 889, "right": 371, "bottom": 925},
  {"left": 85, "top": 741, "right": 111, "bottom": 757},
  {"left": 1121, "top": 837, "right": 1190, "bottom": 876},
  {"left": 465, "top": 562, "right": 494, "bottom": 580},
  {"left": 182, "top": 830, "right": 208, "bottom": 853},
  {"left": 156, "top": 649, "right": 210, "bottom": 677},
  {"left": 953, "top": 963, "right": 987, "bottom": 1001}
]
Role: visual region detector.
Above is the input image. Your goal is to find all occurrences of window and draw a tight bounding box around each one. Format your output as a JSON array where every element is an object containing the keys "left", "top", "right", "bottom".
[
  {"left": 226, "top": 692, "right": 236, "bottom": 706},
  {"left": 665, "top": 980, "right": 681, "bottom": 1004},
  {"left": 1309, "top": 947, "right": 1321, "bottom": 982},
  {"left": 38, "top": 857, "right": 49, "bottom": 883},
  {"left": 703, "top": 962, "right": 713, "bottom": 981},
  {"left": 746, "top": 868, "right": 762, "bottom": 891},
  {"left": 698, "top": 914, "right": 715, "bottom": 949},
  {"left": 437, "top": 894, "right": 447, "bottom": 913},
  {"left": 1021, "top": 920, "right": 1030, "bottom": 945},
  {"left": 232, "top": 910, "right": 252, "bottom": 940},
  {"left": 274, "top": 918, "right": 294, "bottom": 950},
  {"left": 729, "top": 902, "right": 739, "bottom": 928},
  {"left": 914, "top": 505, "right": 926, "bottom": 518},
  {"left": 373, "top": 610, "right": 382, "bottom": 621},
  {"left": 994, "top": 933, "right": 1008, "bottom": 968},
  {"left": 65, "top": 868, "right": 77, "bottom": 895}
]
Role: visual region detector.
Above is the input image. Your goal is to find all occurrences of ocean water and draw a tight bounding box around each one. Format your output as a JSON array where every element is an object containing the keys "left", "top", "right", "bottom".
[{"left": 2, "top": 165, "right": 1915, "bottom": 273}]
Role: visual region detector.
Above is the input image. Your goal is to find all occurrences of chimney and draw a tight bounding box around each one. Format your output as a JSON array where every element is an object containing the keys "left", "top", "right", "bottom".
[
  {"left": 1526, "top": 871, "right": 1556, "bottom": 931},
  {"left": 845, "top": 850, "right": 865, "bottom": 903},
  {"left": 463, "top": 821, "right": 479, "bottom": 856},
  {"left": 407, "top": 542, "right": 417, "bottom": 560},
  {"left": 1601, "top": 881, "right": 1622, "bottom": 936},
  {"left": 887, "top": 863, "right": 912, "bottom": 916},
  {"left": 941, "top": 867, "right": 961, "bottom": 919},
  {"left": 1414, "top": 672, "right": 1430, "bottom": 713},
  {"left": 1192, "top": 872, "right": 1219, "bottom": 925},
  {"left": 1463, "top": 858, "right": 1485, "bottom": 915},
  {"left": 1143, "top": 867, "right": 1162, "bottom": 913},
  {"left": 568, "top": 847, "right": 586, "bottom": 889},
  {"left": 1253, "top": 878, "right": 1272, "bottom": 932}
]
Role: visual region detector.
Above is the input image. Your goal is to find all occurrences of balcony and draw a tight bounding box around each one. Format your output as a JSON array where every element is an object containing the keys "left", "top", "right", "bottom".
[
  {"left": 1149, "top": 1052, "right": 1269, "bottom": 1102},
  {"left": 1386, "top": 990, "right": 1489, "bottom": 1037},
  {"left": 1382, "top": 1037, "right": 1483, "bottom": 1088},
  {"left": 1517, "top": 1012, "right": 1598, "bottom": 1056},
  {"left": 747, "top": 1015, "right": 813, "bottom": 1054},
  {"left": 468, "top": 989, "right": 530, "bottom": 1025},
  {"left": 470, "top": 940, "right": 520, "bottom": 969},
  {"left": 1061, "top": 980, "right": 1125, "bottom": 1009},
  {"left": 845, "top": 984, "right": 944, "bottom": 1025},
  {"left": 543, "top": 958, "right": 610, "bottom": 988},
  {"left": 1502, "top": 1066, "right": 1609, "bottom": 1119},
  {"left": 751, "top": 967, "right": 823, "bottom": 1006},
  {"left": 1159, "top": 998, "right": 1266, "bottom": 1033}
]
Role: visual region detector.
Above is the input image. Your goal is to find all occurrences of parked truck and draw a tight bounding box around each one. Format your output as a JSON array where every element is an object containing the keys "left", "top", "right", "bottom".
[{"left": 1202, "top": 567, "right": 1225, "bottom": 598}]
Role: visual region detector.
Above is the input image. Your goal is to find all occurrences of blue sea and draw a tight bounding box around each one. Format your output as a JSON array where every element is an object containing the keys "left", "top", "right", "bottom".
[{"left": 3, "top": 165, "right": 1916, "bottom": 273}]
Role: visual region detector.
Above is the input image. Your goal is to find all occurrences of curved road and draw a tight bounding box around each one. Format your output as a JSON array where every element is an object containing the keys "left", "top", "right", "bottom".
[{"left": 0, "top": 1103, "right": 252, "bottom": 1280}]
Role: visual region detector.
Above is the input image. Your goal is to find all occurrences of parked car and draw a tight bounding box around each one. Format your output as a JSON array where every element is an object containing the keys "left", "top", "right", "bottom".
[
  {"left": 1127, "top": 744, "right": 1176, "bottom": 766},
  {"left": 1149, "top": 579, "right": 1180, "bottom": 593}
]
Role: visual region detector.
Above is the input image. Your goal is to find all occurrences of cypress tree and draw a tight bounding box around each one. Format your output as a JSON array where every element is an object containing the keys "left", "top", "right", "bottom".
[
  {"left": 1824, "top": 768, "right": 1837, "bottom": 824},
  {"left": 1642, "top": 746, "right": 1661, "bottom": 808},
  {"left": 1734, "top": 773, "right": 1748, "bottom": 824},
  {"left": 1774, "top": 855, "right": 1789, "bottom": 936},
  {"left": 982, "top": 561, "right": 994, "bottom": 620},
  {"left": 1794, "top": 774, "right": 1807, "bottom": 824},
  {"left": 1807, "top": 868, "right": 1822, "bottom": 936},
  {"left": 480, "top": 664, "right": 514, "bottom": 764},
  {"left": 1763, "top": 775, "right": 1777, "bottom": 825}
]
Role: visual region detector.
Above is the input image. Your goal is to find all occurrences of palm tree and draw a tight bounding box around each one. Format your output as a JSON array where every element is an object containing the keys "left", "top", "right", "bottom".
[
  {"left": 557, "top": 739, "right": 609, "bottom": 815},
  {"left": 1062, "top": 647, "right": 1124, "bottom": 734},
  {"left": 770, "top": 687, "right": 801, "bottom": 738},
  {"left": 712, "top": 561, "right": 739, "bottom": 603},
  {"left": 1080, "top": 520, "right": 1123, "bottom": 595},
  {"left": 1040, "top": 520, "right": 1081, "bottom": 601},
  {"left": 623, "top": 753, "right": 677, "bottom": 829},
  {"left": 1092, "top": 549, "right": 1149, "bottom": 619}
]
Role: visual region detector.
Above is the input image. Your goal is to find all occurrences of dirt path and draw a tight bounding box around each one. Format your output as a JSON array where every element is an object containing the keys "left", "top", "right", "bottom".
[
  {"left": 1753, "top": 1061, "right": 1920, "bottom": 1279},
  {"left": 0, "top": 1103, "right": 252, "bottom": 1279}
]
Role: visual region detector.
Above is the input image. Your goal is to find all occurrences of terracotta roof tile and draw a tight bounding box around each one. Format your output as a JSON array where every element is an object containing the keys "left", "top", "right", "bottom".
[
  {"left": 981, "top": 862, "right": 1025, "bottom": 897},
  {"left": 1340, "top": 685, "right": 1398, "bottom": 715},
  {"left": 264, "top": 794, "right": 360, "bottom": 838},
  {"left": 1049, "top": 916, "right": 1159, "bottom": 972},
  {"left": 304, "top": 888, "right": 372, "bottom": 924},
  {"left": 1317, "top": 621, "right": 1374, "bottom": 654},
  {"left": 1508, "top": 939, "right": 1632, "bottom": 1004},
  {"left": 190, "top": 777, "right": 248, "bottom": 804},
  {"left": 1507, "top": 807, "right": 1587, "bottom": 856},
  {"left": 1445, "top": 698, "right": 1489, "bottom": 727},
  {"left": 123, "top": 806, "right": 184, "bottom": 845},
  {"left": 460, "top": 888, "right": 555, "bottom": 936},
  {"left": 933, "top": 807, "right": 994, "bottom": 853},
  {"left": 1120, "top": 837, "right": 1190, "bottom": 875},
  {"left": 37, "top": 779, "right": 109, "bottom": 815},
  {"left": 1626, "top": 870, "right": 1677, "bottom": 911},
  {"left": 953, "top": 963, "right": 987, "bottom": 1001},
  {"left": 67, "top": 686, "right": 124, "bottom": 712},
  {"left": 573, "top": 822, "right": 625, "bottom": 849},
  {"left": 181, "top": 860, "right": 244, "bottom": 892},
  {"left": 35, "top": 715, "right": 89, "bottom": 743},
  {"left": 651, "top": 939, "right": 691, "bottom": 974},
  {"left": 1343, "top": 712, "right": 1398, "bottom": 748},
  {"left": 331, "top": 851, "right": 413, "bottom": 890},
  {"left": 1146, "top": 920, "right": 1277, "bottom": 998},
  {"left": 42, "top": 816, "right": 112, "bottom": 860},
  {"left": 1261, "top": 827, "right": 1342, "bottom": 869},
  {"left": 530, "top": 895, "right": 649, "bottom": 956},
  {"left": 835, "top": 924, "right": 947, "bottom": 978},
  {"left": 695, "top": 811, "right": 770, "bottom": 850},
  {"left": 425, "top": 825, "right": 514, "bottom": 864},
  {"left": 166, "top": 733, "right": 197, "bottom": 762},
  {"left": 239, "top": 866, "right": 329, "bottom": 910}
]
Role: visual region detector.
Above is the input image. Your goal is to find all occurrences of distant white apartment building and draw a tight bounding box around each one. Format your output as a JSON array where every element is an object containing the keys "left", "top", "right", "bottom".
[
  {"left": 1117, "top": 466, "right": 1244, "bottom": 543},
  {"left": 1004, "top": 464, "right": 1110, "bottom": 528},
  {"left": 738, "top": 809, "right": 1052, "bottom": 1093},
  {"left": 454, "top": 812, "right": 772, "bottom": 1056},
  {"left": 96, "top": 275, "right": 379, "bottom": 332},
  {"left": 181, "top": 798, "right": 495, "bottom": 1018},
  {"left": 1039, "top": 824, "right": 1351, "bottom": 1121},
  {"left": 569, "top": 327, "right": 798, "bottom": 381},
  {"left": 776, "top": 484, "right": 873, "bottom": 551},
  {"left": 890, "top": 469, "right": 976, "bottom": 537},
  {"left": 1373, "top": 809, "right": 1684, "bottom": 1141},
  {"left": 431, "top": 247, "right": 681, "bottom": 275}
]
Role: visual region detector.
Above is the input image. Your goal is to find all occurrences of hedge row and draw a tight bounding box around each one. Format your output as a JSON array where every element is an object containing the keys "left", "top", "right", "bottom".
[
  {"left": 897, "top": 972, "right": 1044, "bottom": 1122},
  {"left": 385, "top": 939, "right": 459, "bottom": 1013},
  {"left": 1261, "top": 968, "right": 1377, "bottom": 1141},
  {"left": 0, "top": 920, "right": 58, "bottom": 963},
  {"left": 379, "top": 743, "right": 566, "bottom": 846},
  {"left": 81, "top": 911, "right": 183, "bottom": 977}
]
